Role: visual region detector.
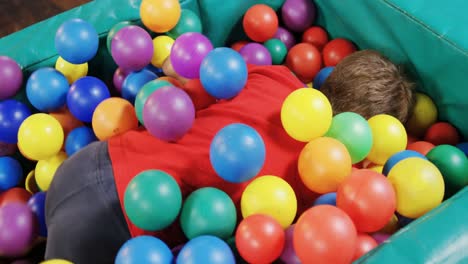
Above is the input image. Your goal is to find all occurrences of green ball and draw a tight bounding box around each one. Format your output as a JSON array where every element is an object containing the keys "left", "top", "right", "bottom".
[
  {"left": 124, "top": 170, "right": 182, "bottom": 231},
  {"left": 107, "top": 21, "right": 133, "bottom": 54},
  {"left": 180, "top": 187, "right": 237, "bottom": 240},
  {"left": 167, "top": 9, "right": 203, "bottom": 39},
  {"left": 263, "top": 39, "right": 287, "bottom": 65},
  {"left": 135, "top": 80, "right": 172, "bottom": 124},
  {"left": 426, "top": 145, "right": 468, "bottom": 197},
  {"left": 325, "top": 112, "right": 373, "bottom": 164}
]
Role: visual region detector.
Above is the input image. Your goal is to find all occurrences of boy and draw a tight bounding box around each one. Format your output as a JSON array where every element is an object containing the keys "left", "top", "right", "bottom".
[{"left": 44, "top": 50, "right": 414, "bottom": 263}]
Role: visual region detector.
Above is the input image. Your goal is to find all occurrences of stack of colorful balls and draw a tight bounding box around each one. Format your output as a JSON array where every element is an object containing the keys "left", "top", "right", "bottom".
[{"left": 1, "top": 0, "right": 467, "bottom": 263}]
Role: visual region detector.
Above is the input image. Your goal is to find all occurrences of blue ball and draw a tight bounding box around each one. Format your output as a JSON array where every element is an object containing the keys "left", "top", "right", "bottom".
[
  {"left": 177, "top": 235, "right": 235, "bottom": 264},
  {"left": 313, "top": 192, "right": 337, "bottom": 206},
  {"left": 200, "top": 47, "right": 248, "bottom": 99},
  {"left": 144, "top": 64, "right": 164, "bottom": 76},
  {"left": 65, "top": 126, "right": 98, "bottom": 156},
  {"left": 313, "top": 66, "right": 334, "bottom": 89},
  {"left": 26, "top": 68, "right": 69, "bottom": 112},
  {"left": 115, "top": 236, "right": 173, "bottom": 264},
  {"left": 456, "top": 142, "right": 468, "bottom": 156},
  {"left": 0, "top": 156, "right": 23, "bottom": 192},
  {"left": 122, "top": 69, "right": 157, "bottom": 104},
  {"left": 382, "top": 150, "right": 427, "bottom": 176},
  {"left": 0, "top": 99, "right": 31, "bottom": 143},
  {"left": 27, "top": 192, "right": 47, "bottom": 237},
  {"left": 210, "top": 123, "right": 266, "bottom": 183},
  {"left": 67, "top": 76, "right": 110, "bottom": 122},
  {"left": 55, "top": 18, "right": 99, "bottom": 64}
]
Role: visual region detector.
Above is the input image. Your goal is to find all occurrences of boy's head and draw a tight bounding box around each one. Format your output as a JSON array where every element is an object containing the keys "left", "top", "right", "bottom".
[{"left": 321, "top": 50, "right": 414, "bottom": 123}]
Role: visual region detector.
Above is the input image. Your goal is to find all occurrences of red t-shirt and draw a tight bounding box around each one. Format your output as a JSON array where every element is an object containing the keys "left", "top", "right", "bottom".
[{"left": 108, "top": 65, "right": 319, "bottom": 247}]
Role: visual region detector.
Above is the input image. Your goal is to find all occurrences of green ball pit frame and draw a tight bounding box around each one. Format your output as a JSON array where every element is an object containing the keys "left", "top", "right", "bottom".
[{"left": 1, "top": 0, "right": 467, "bottom": 263}]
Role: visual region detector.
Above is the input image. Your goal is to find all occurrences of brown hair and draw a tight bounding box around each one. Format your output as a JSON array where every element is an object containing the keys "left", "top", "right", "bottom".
[{"left": 320, "top": 50, "right": 415, "bottom": 123}]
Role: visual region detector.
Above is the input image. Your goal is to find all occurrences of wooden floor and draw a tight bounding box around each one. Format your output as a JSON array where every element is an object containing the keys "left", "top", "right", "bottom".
[{"left": 0, "top": 0, "right": 90, "bottom": 38}]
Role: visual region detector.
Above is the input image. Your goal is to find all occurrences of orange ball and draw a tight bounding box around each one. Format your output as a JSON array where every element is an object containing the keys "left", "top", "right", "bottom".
[
  {"left": 49, "top": 107, "right": 83, "bottom": 138},
  {"left": 407, "top": 141, "right": 435, "bottom": 155},
  {"left": 352, "top": 233, "right": 378, "bottom": 261},
  {"left": 302, "top": 26, "right": 329, "bottom": 51},
  {"left": 242, "top": 4, "right": 279, "bottom": 42},
  {"left": 424, "top": 122, "right": 460, "bottom": 146},
  {"left": 285, "top": 43, "right": 322, "bottom": 83},
  {"left": 322, "top": 38, "right": 357, "bottom": 67},
  {"left": 0, "top": 187, "right": 32, "bottom": 207},
  {"left": 92, "top": 97, "right": 139, "bottom": 141},
  {"left": 298, "top": 137, "right": 352, "bottom": 193},
  {"left": 140, "top": 0, "right": 181, "bottom": 33},
  {"left": 157, "top": 76, "right": 183, "bottom": 87},
  {"left": 231, "top": 40, "right": 249, "bottom": 52}
]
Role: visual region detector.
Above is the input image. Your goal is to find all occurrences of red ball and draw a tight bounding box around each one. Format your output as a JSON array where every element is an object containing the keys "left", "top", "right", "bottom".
[
  {"left": 235, "top": 214, "right": 285, "bottom": 264},
  {"left": 407, "top": 141, "right": 435, "bottom": 155},
  {"left": 231, "top": 40, "right": 249, "bottom": 52},
  {"left": 322, "top": 38, "right": 357, "bottom": 67},
  {"left": 0, "top": 188, "right": 32, "bottom": 207},
  {"left": 424, "top": 122, "right": 460, "bottom": 146},
  {"left": 285, "top": 43, "right": 322, "bottom": 83},
  {"left": 294, "top": 205, "right": 357, "bottom": 264},
  {"left": 337, "top": 169, "right": 396, "bottom": 233},
  {"left": 243, "top": 4, "right": 279, "bottom": 42},
  {"left": 353, "top": 233, "right": 378, "bottom": 261},
  {"left": 302, "top": 26, "right": 329, "bottom": 51}
]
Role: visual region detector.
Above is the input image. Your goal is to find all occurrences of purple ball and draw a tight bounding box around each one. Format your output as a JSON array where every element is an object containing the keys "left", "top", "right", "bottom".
[
  {"left": 0, "top": 56, "right": 23, "bottom": 100},
  {"left": 113, "top": 68, "right": 129, "bottom": 93},
  {"left": 170, "top": 32, "right": 213, "bottom": 79},
  {"left": 280, "top": 225, "right": 301, "bottom": 264},
  {"left": 372, "top": 233, "right": 391, "bottom": 245},
  {"left": 111, "top": 26, "right": 154, "bottom": 72},
  {"left": 143, "top": 86, "right": 195, "bottom": 142},
  {"left": 281, "top": 0, "right": 316, "bottom": 32},
  {"left": 239, "top": 43, "right": 272, "bottom": 66},
  {"left": 273, "top": 27, "right": 297, "bottom": 50},
  {"left": 0, "top": 203, "right": 37, "bottom": 257}
]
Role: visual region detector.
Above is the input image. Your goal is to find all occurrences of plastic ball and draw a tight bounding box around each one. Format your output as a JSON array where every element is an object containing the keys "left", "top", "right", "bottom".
[
  {"left": 122, "top": 69, "right": 157, "bottom": 104},
  {"left": 378, "top": 214, "right": 399, "bottom": 234},
  {"left": 242, "top": 4, "right": 278, "bottom": 42},
  {"left": 0, "top": 99, "right": 31, "bottom": 143},
  {"left": 280, "top": 225, "right": 301, "bottom": 264},
  {"left": 151, "top": 35, "right": 175, "bottom": 68},
  {"left": 239, "top": 42, "right": 272, "bottom": 65},
  {"left": 457, "top": 142, "right": 468, "bottom": 156},
  {"left": 325, "top": 112, "right": 373, "bottom": 164},
  {"left": 67, "top": 76, "right": 111, "bottom": 122},
  {"left": 27, "top": 192, "right": 47, "bottom": 237},
  {"left": 353, "top": 234, "right": 378, "bottom": 261},
  {"left": 113, "top": 68, "right": 129, "bottom": 93},
  {"left": 0, "top": 188, "right": 32, "bottom": 207},
  {"left": 0, "top": 203, "right": 37, "bottom": 258},
  {"left": 302, "top": 26, "right": 329, "bottom": 51},
  {"left": 0, "top": 56, "right": 23, "bottom": 100},
  {"left": 26, "top": 67, "right": 69, "bottom": 112},
  {"left": 200, "top": 47, "right": 248, "bottom": 99},
  {"left": 281, "top": 0, "right": 316, "bottom": 32},
  {"left": 0, "top": 141, "right": 16, "bottom": 156},
  {"left": 167, "top": 9, "right": 202, "bottom": 39},
  {"left": 322, "top": 38, "right": 357, "bottom": 67},
  {"left": 55, "top": 18, "right": 99, "bottom": 64},
  {"left": 179, "top": 79, "right": 216, "bottom": 111},
  {"left": 387, "top": 157, "right": 445, "bottom": 218},
  {"left": 55, "top": 56, "right": 88, "bottom": 84},
  {"left": 298, "top": 137, "right": 352, "bottom": 193},
  {"left": 235, "top": 214, "right": 285, "bottom": 264},
  {"left": 406, "top": 93, "right": 438, "bottom": 137},
  {"left": 313, "top": 192, "right": 337, "bottom": 206},
  {"left": 264, "top": 39, "right": 287, "bottom": 65},
  {"left": 111, "top": 25, "right": 154, "bottom": 71},
  {"left": 210, "top": 123, "right": 265, "bottom": 183},
  {"left": 367, "top": 114, "right": 407, "bottom": 165},
  {"left": 313, "top": 66, "right": 334, "bottom": 89},
  {"left": 0, "top": 157, "right": 22, "bottom": 192},
  {"left": 273, "top": 26, "right": 296, "bottom": 50},
  {"left": 231, "top": 40, "right": 249, "bottom": 52},
  {"left": 140, "top": 0, "right": 181, "bottom": 33},
  {"left": 135, "top": 80, "right": 172, "bottom": 124},
  {"left": 49, "top": 107, "right": 84, "bottom": 137},
  {"left": 241, "top": 175, "right": 297, "bottom": 228},
  {"left": 426, "top": 145, "right": 468, "bottom": 197},
  {"left": 124, "top": 170, "right": 182, "bottom": 231},
  {"left": 177, "top": 235, "right": 235, "bottom": 264},
  {"left": 170, "top": 32, "right": 213, "bottom": 79},
  {"left": 35, "top": 151, "right": 67, "bottom": 191},
  {"left": 281, "top": 88, "right": 332, "bottom": 142},
  {"left": 180, "top": 187, "right": 237, "bottom": 240},
  {"left": 424, "top": 122, "right": 460, "bottom": 146},
  {"left": 115, "top": 236, "right": 173, "bottom": 264},
  {"left": 143, "top": 86, "right": 195, "bottom": 141},
  {"left": 40, "top": 260, "right": 73, "bottom": 264},
  {"left": 382, "top": 150, "right": 427, "bottom": 176},
  {"left": 285, "top": 43, "right": 322, "bottom": 83},
  {"left": 24, "top": 170, "right": 40, "bottom": 194},
  {"left": 294, "top": 205, "right": 357, "bottom": 264},
  {"left": 106, "top": 21, "right": 133, "bottom": 53},
  {"left": 407, "top": 141, "right": 435, "bottom": 155},
  {"left": 18, "top": 113, "right": 64, "bottom": 161},
  {"left": 65, "top": 126, "right": 97, "bottom": 156}
]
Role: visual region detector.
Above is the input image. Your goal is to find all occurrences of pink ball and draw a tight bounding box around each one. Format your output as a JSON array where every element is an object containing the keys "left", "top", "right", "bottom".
[
  {"left": 280, "top": 225, "right": 301, "bottom": 264},
  {"left": 273, "top": 27, "right": 296, "bottom": 50},
  {"left": 0, "top": 56, "right": 23, "bottom": 100}
]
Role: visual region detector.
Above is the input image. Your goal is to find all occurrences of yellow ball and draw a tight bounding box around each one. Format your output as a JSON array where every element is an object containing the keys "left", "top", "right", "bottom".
[
  {"left": 306, "top": 82, "right": 313, "bottom": 88},
  {"left": 406, "top": 92, "right": 438, "bottom": 137},
  {"left": 367, "top": 114, "right": 407, "bottom": 165},
  {"left": 18, "top": 113, "right": 64, "bottom": 161},
  {"left": 35, "top": 151, "right": 67, "bottom": 191},
  {"left": 368, "top": 165, "right": 384, "bottom": 174},
  {"left": 281, "top": 88, "right": 332, "bottom": 142},
  {"left": 378, "top": 214, "right": 399, "bottom": 234},
  {"left": 387, "top": 157, "right": 444, "bottom": 219},
  {"left": 55, "top": 56, "right": 88, "bottom": 84},
  {"left": 25, "top": 170, "right": 39, "bottom": 193},
  {"left": 41, "top": 259, "right": 74, "bottom": 264},
  {"left": 241, "top": 175, "right": 297, "bottom": 228},
  {"left": 151, "top": 35, "right": 175, "bottom": 68}
]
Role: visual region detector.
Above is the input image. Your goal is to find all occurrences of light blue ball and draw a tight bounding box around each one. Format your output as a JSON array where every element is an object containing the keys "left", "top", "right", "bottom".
[
  {"left": 176, "top": 235, "right": 235, "bottom": 264},
  {"left": 313, "top": 192, "right": 337, "bottom": 206},
  {"left": 122, "top": 69, "right": 157, "bottom": 104},
  {"left": 26, "top": 68, "right": 69, "bottom": 112},
  {"left": 313, "top": 66, "right": 334, "bottom": 89},
  {"left": 382, "top": 150, "right": 427, "bottom": 176},
  {"left": 65, "top": 126, "right": 98, "bottom": 156},
  {"left": 115, "top": 236, "right": 173, "bottom": 264}
]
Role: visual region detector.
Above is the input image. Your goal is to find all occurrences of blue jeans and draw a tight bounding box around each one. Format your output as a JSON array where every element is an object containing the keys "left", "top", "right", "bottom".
[{"left": 45, "top": 141, "right": 130, "bottom": 264}]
